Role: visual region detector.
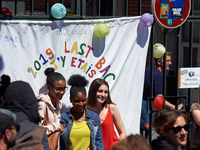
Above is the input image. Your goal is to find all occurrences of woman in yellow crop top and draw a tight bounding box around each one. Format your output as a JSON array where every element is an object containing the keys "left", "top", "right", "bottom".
[{"left": 60, "top": 74, "right": 104, "bottom": 150}]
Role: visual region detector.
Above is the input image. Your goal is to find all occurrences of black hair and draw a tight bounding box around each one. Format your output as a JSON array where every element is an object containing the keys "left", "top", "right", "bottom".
[
  {"left": 1, "top": 74, "right": 11, "bottom": 85},
  {"left": 68, "top": 74, "right": 88, "bottom": 97},
  {"left": 0, "top": 74, "right": 11, "bottom": 103},
  {"left": 44, "top": 67, "right": 65, "bottom": 86}
]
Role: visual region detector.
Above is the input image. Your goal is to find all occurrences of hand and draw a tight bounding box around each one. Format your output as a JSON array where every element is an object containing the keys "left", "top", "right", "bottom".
[
  {"left": 178, "top": 103, "right": 183, "bottom": 109},
  {"left": 60, "top": 124, "right": 64, "bottom": 132}
]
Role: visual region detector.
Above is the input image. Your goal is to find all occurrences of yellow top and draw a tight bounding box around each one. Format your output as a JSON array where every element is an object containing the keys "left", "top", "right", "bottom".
[{"left": 70, "top": 121, "right": 91, "bottom": 150}]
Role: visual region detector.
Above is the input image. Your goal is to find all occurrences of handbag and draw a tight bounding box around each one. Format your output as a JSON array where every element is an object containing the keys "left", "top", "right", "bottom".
[{"left": 42, "top": 106, "right": 61, "bottom": 150}]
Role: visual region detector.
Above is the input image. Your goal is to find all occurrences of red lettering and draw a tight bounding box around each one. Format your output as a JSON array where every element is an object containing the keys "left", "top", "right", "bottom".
[
  {"left": 65, "top": 41, "right": 70, "bottom": 53},
  {"left": 88, "top": 70, "right": 96, "bottom": 78},
  {"left": 85, "top": 45, "right": 94, "bottom": 58},
  {"left": 71, "top": 57, "right": 77, "bottom": 67}
]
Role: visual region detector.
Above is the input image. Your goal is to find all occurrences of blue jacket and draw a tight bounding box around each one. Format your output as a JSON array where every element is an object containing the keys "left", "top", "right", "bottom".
[{"left": 60, "top": 108, "right": 104, "bottom": 150}]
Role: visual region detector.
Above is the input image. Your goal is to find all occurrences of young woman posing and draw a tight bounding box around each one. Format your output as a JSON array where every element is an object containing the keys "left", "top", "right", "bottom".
[
  {"left": 87, "top": 78, "right": 126, "bottom": 150},
  {"left": 60, "top": 74, "right": 104, "bottom": 150},
  {"left": 37, "top": 68, "right": 66, "bottom": 149}
]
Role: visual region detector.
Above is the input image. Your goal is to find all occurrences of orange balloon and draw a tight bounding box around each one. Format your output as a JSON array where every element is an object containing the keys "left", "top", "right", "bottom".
[{"left": 153, "top": 96, "right": 165, "bottom": 110}]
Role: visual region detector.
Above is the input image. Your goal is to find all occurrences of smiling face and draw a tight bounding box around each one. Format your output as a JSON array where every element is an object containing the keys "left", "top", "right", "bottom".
[
  {"left": 165, "top": 55, "right": 172, "bottom": 70},
  {"left": 95, "top": 84, "right": 108, "bottom": 104},
  {"left": 70, "top": 92, "right": 86, "bottom": 113},
  {"left": 163, "top": 116, "right": 188, "bottom": 149},
  {"left": 48, "top": 80, "right": 66, "bottom": 102}
]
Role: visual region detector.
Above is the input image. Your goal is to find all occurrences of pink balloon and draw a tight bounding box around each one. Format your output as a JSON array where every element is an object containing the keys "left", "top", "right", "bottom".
[
  {"left": 153, "top": 96, "right": 165, "bottom": 110},
  {"left": 139, "top": 13, "right": 154, "bottom": 27}
]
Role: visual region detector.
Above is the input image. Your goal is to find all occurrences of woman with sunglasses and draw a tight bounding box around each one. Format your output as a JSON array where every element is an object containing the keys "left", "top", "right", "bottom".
[
  {"left": 37, "top": 68, "right": 66, "bottom": 149},
  {"left": 151, "top": 109, "right": 189, "bottom": 150},
  {"left": 189, "top": 88, "right": 200, "bottom": 150},
  {"left": 60, "top": 74, "right": 104, "bottom": 150}
]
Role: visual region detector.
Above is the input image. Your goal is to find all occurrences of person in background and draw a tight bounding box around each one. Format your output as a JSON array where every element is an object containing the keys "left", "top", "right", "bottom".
[
  {"left": 111, "top": 134, "right": 152, "bottom": 150},
  {"left": 0, "top": 108, "right": 20, "bottom": 150},
  {"left": 37, "top": 68, "right": 66, "bottom": 149},
  {"left": 189, "top": 87, "right": 200, "bottom": 150},
  {"left": 0, "top": 74, "right": 11, "bottom": 107},
  {"left": 151, "top": 109, "right": 189, "bottom": 150},
  {"left": 60, "top": 74, "right": 104, "bottom": 150},
  {"left": 87, "top": 78, "right": 126, "bottom": 150},
  {"left": 140, "top": 51, "right": 182, "bottom": 132},
  {"left": 5, "top": 81, "right": 49, "bottom": 149}
]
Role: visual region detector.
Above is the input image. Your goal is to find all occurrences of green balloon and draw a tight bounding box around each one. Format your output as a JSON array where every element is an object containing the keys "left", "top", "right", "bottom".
[
  {"left": 94, "top": 24, "right": 110, "bottom": 37},
  {"left": 153, "top": 43, "right": 166, "bottom": 58}
]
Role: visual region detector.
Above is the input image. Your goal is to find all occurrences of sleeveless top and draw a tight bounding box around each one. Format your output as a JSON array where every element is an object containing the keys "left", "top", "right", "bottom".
[{"left": 101, "top": 104, "right": 119, "bottom": 150}]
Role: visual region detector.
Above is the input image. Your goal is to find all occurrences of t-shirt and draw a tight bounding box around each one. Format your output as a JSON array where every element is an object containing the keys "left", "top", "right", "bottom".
[
  {"left": 70, "top": 121, "right": 91, "bottom": 150},
  {"left": 143, "top": 66, "right": 163, "bottom": 101}
]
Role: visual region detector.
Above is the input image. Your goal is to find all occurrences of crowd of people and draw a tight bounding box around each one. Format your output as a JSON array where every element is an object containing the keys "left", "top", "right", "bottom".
[{"left": 0, "top": 50, "right": 200, "bottom": 150}]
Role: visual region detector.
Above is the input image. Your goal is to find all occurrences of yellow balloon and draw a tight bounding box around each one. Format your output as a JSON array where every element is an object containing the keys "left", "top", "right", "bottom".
[
  {"left": 153, "top": 43, "right": 166, "bottom": 58},
  {"left": 94, "top": 24, "right": 110, "bottom": 37}
]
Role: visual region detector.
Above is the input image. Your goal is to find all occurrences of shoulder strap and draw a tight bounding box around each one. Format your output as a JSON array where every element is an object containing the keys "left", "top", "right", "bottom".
[
  {"left": 38, "top": 98, "right": 49, "bottom": 124},
  {"left": 42, "top": 103, "right": 49, "bottom": 125},
  {"left": 44, "top": 105, "right": 49, "bottom": 123},
  {"left": 16, "top": 126, "right": 46, "bottom": 144}
]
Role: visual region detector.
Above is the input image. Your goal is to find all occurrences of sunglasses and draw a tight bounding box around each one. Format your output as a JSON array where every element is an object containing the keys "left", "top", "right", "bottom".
[{"left": 170, "top": 124, "right": 190, "bottom": 133}]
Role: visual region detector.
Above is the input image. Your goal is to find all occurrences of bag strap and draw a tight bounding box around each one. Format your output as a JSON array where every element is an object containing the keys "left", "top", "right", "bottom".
[
  {"left": 45, "top": 105, "right": 49, "bottom": 123},
  {"left": 16, "top": 126, "right": 46, "bottom": 143},
  {"left": 42, "top": 103, "right": 49, "bottom": 125}
]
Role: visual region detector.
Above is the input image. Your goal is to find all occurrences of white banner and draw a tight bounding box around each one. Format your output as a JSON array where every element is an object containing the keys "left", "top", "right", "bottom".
[
  {"left": 0, "top": 17, "right": 151, "bottom": 135},
  {"left": 178, "top": 67, "right": 200, "bottom": 88}
]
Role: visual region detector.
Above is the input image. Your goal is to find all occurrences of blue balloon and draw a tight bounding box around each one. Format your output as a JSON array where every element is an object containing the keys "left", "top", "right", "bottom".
[{"left": 51, "top": 3, "right": 66, "bottom": 19}]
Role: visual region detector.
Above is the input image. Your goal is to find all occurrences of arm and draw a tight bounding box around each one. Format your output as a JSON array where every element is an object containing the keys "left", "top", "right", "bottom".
[
  {"left": 156, "top": 94, "right": 183, "bottom": 110},
  {"left": 155, "top": 74, "right": 182, "bottom": 110},
  {"left": 165, "top": 100, "right": 182, "bottom": 109},
  {"left": 38, "top": 100, "right": 60, "bottom": 135},
  {"left": 110, "top": 104, "right": 126, "bottom": 140}
]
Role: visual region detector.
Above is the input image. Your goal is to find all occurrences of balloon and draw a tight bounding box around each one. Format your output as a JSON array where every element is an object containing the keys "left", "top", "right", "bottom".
[
  {"left": 153, "top": 43, "right": 166, "bottom": 58},
  {"left": 1, "top": 7, "right": 12, "bottom": 15},
  {"left": 51, "top": 3, "right": 66, "bottom": 19},
  {"left": 139, "top": 13, "right": 154, "bottom": 27},
  {"left": 94, "top": 24, "right": 110, "bottom": 37},
  {"left": 153, "top": 96, "right": 165, "bottom": 110}
]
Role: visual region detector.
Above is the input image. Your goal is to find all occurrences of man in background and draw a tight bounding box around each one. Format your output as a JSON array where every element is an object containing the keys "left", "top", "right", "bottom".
[
  {"left": 0, "top": 108, "right": 20, "bottom": 150},
  {"left": 140, "top": 51, "right": 182, "bottom": 132}
]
